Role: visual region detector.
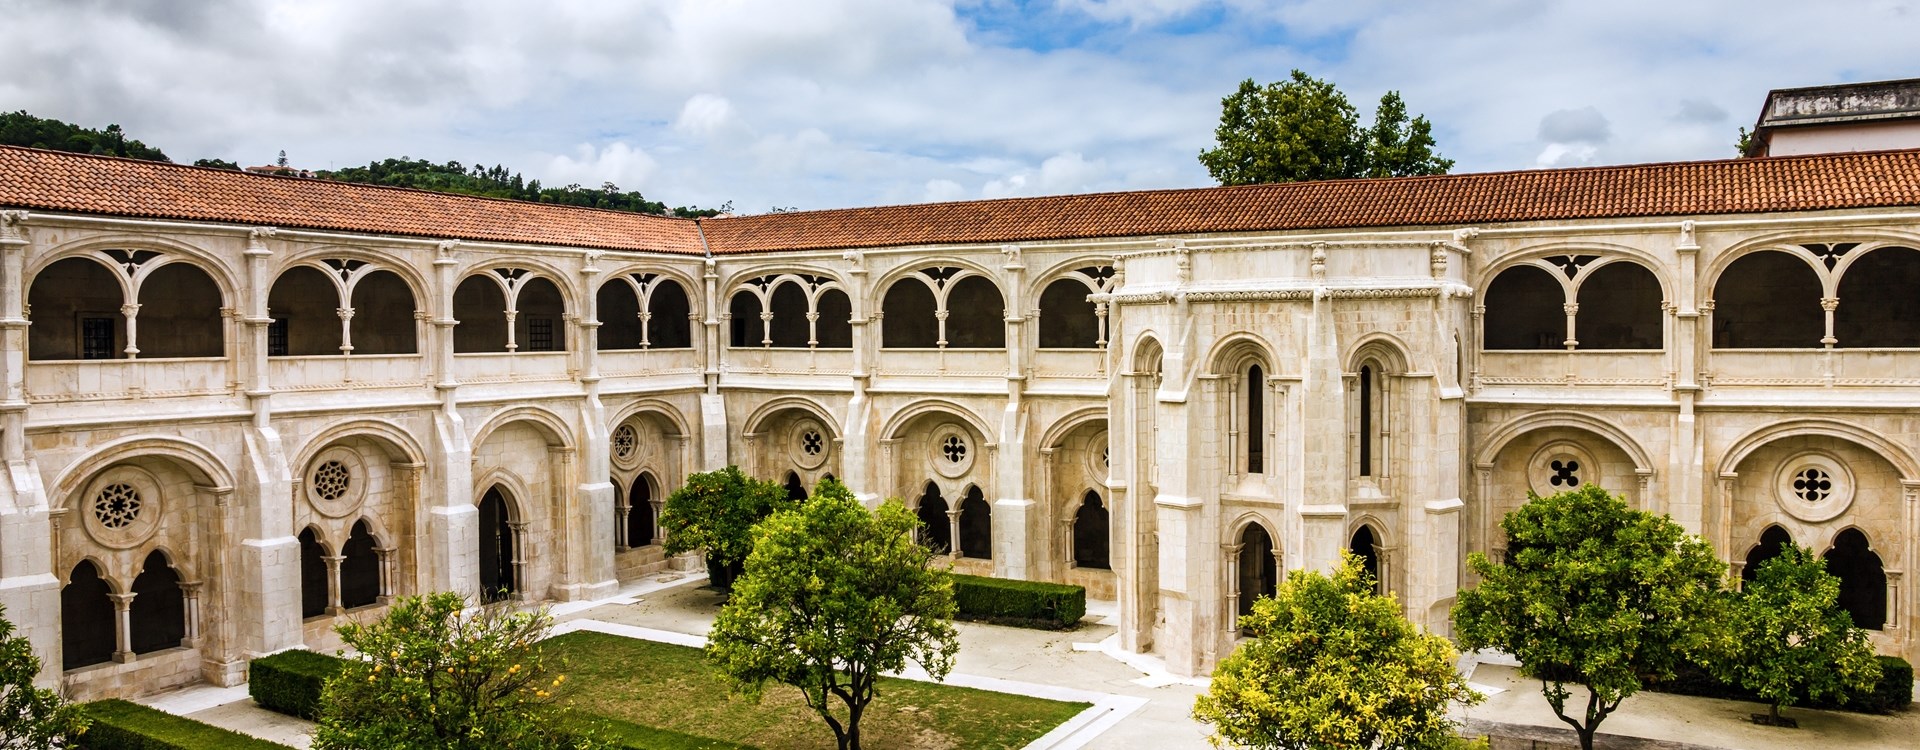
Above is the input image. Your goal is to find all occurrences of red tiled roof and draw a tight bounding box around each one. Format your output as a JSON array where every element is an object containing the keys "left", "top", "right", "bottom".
[
  {"left": 0, "top": 145, "right": 705, "bottom": 254},
  {"left": 7, "top": 144, "right": 1920, "bottom": 257},
  {"left": 699, "top": 149, "right": 1920, "bottom": 253}
]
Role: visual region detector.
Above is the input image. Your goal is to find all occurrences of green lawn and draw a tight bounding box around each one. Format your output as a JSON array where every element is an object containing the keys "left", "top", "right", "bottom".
[{"left": 545, "top": 630, "right": 1091, "bottom": 750}]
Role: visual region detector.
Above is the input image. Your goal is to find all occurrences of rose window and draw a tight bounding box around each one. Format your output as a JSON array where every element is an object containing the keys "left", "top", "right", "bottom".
[
  {"left": 313, "top": 461, "right": 351, "bottom": 502},
  {"left": 1548, "top": 459, "right": 1580, "bottom": 488},
  {"left": 942, "top": 435, "right": 967, "bottom": 463},
  {"left": 93, "top": 483, "right": 141, "bottom": 529},
  {"left": 801, "top": 430, "right": 823, "bottom": 456},
  {"left": 612, "top": 425, "right": 637, "bottom": 459},
  {"left": 1792, "top": 468, "right": 1832, "bottom": 503}
]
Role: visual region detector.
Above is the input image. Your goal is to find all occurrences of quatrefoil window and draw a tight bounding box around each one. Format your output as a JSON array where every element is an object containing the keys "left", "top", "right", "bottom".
[
  {"left": 612, "top": 424, "right": 637, "bottom": 459},
  {"left": 93, "top": 483, "right": 141, "bottom": 529},
  {"left": 312, "top": 461, "right": 351, "bottom": 502},
  {"left": 1792, "top": 467, "right": 1832, "bottom": 503},
  {"left": 1548, "top": 459, "right": 1580, "bottom": 488},
  {"left": 942, "top": 435, "right": 968, "bottom": 463},
  {"left": 801, "top": 430, "right": 823, "bottom": 456}
]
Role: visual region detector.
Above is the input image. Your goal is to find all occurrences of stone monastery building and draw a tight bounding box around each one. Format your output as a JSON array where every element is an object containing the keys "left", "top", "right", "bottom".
[{"left": 4, "top": 107, "right": 1920, "bottom": 698}]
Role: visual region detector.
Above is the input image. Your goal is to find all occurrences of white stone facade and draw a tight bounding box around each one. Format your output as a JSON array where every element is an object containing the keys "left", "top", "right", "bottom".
[{"left": 1, "top": 200, "right": 1916, "bottom": 699}]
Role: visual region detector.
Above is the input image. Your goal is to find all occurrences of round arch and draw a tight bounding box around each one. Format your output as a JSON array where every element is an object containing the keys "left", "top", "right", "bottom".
[
  {"left": 291, "top": 418, "right": 430, "bottom": 471},
  {"left": 469, "top": 406, "right": 576, "bottom": 453},
  {"left": 870, "top": 257, "right": 1004, "bottom": 297},
  {"left": 1478, "top": 241, "right": 1675, "bottom": 303},
  {"left": 1345, "top": 332, "right": 1415, "bottom": 373},
  {"left": 31, "top": 235, "right": 242, "bottom": 304},
  {"left": 271, "top": 246, "right": 433, "bottom": 306},
  {"left": 1715, "top": 418, "right": 1920, "bottom": 482},
  {"left": 607, "top": 399, "right": 693, "bottom": 438},
  {"left": 880, "top": 398, "right": 996, "bottom": 444},
  {"left": 1472, "top": 411, "right": 1654, "bottom": 474},
  {"left": 1038, "top": 407, "right": 1110, "bottom": 452},
  {"left": 1203, "top": 333, "right": 1277, "bottom": 374},
  {"left": 1026, "top": 256, "right": 1118, "bottom": 299},
  {"left": 742, "top": 396, "right": 843, "bottom": 440},
  {"left": 453, "top": 260, "right": 580, "bottom": 310},
  {"left": 51, "top": 436, "right": 235, "bottom": 502}
]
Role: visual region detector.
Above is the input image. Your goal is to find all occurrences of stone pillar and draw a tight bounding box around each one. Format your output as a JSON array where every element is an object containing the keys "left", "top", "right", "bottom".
[
  {"left": 0, "top": 212, "right": 61, "bottom": 686},
  {"left": 323, "top": 555, "right": 345, "bottom": 615},
  {"left": 700, "top": 260, "right": 729, "bottom": 469},
  {"left": 373, "top": 547, "right": 395, "bottom": 603},
  {"left": 109, "top": 593, "right": 136, "bottom": 663},
  {"left": 945, "top": 508, "right": 962, "bottom": 560},
  {"left": 429, "top": 242, "right": 477, "bottom": 599},
  {"left": 233, "top": 433, "right": 300, "bottom": 669},
  {"left": 179, "top": 581, "right": 204, "bottom": 647},
  {"left": 508, "top": 521, "right": 530, "bottom": 601},
  {"left": 842, "top": 251, "right": 875, "bottom": 502}
]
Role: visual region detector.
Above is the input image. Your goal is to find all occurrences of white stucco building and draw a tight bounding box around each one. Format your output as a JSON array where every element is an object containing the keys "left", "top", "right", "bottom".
[{"left": 1, "top": 133, "right": 1917, "bottom": 699}]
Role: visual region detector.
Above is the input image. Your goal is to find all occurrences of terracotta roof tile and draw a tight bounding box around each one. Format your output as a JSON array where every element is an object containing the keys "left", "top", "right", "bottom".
[
  {"left": 7, "top": 145, "right": 1920, "bottom": 257},
  {"left": 699, "top": 149, "right": 1920, "bottom": 253},
  {"left": 0, "top": 145, "right": 705, "bottom": 254}
]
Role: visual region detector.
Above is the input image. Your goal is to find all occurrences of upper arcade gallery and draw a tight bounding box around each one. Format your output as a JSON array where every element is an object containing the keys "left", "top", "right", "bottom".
[{"left": 2, "top": 141, "right": 1920, "bottom": 698}]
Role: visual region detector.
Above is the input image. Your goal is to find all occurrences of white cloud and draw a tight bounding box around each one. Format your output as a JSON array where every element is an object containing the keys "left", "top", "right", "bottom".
[
  {"left": 923, "top": 178, "right": 967, "bottom": 202},
  {"left": 541, "top": 142, "right": 659, "bottom": 191},
  {"left": 674, "top": 94, "right": 738, "bottom": 137}
]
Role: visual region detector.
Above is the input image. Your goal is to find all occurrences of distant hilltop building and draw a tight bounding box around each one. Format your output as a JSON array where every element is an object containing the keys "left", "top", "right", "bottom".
[
  {"left": 243, "top": 163, "right": 314, "bottom": 178},
  {"left": 1745, "top": 76, "right": 1920, "bottom": 156},
  {"left": 0, "top": 80, "right": 1915, "bottom": 700}
]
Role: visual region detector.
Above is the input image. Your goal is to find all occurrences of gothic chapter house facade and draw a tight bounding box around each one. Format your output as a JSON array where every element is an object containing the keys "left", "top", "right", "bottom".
[{"left": 1, "top": 142, "right": 1918, "bottom": 699}]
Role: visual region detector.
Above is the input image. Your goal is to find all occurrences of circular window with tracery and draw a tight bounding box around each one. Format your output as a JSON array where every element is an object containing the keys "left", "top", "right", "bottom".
[
  {"left": 1527, "top": 441, "right": 1598, "bottom": 497},
  {"left": 930, "top": 424, "right": 976, "bottom": 478},
  {"left": 1086, "top": 431, "right": 1110, "bottom": 483},
  {"left": 80, "top": 467, "right": 163, "bottom": 549},
  {"left": 1774, "top": 452, "right": 1853, "bottom": 523},
  {"left": 790, "top": 420, "right": 830, "bottom": 470},
  {"left": 612, "top": 424, "right": 637, "bottom": 460},
  {"left": 307, "top": 447, "right": 368, "bottom": 518},
  {"left": 313, "top": 461, "right": 351, "bottom": 502},
  {"left": 93, "top": 483, "right": 141, "bottom": 528}
]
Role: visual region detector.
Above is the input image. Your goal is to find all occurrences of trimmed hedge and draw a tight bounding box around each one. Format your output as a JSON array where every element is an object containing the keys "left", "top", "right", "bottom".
[
  {"left": 248, "top": 648, "right": 349, "bottom": 720},
  {"left": 1652, "top": 655, "right": 1913, "bottom": 714},
  {"left": 76, "top": 699, "right": 290, "bottom": 750},
  {"left": 949, "top": 574, "right": 1086, "bottom": 630}
]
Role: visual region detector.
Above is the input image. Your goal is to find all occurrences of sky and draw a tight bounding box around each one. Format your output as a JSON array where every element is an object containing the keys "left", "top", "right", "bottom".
[{"left": 3, "top": 0, "right": 1919, "bottom": 214}]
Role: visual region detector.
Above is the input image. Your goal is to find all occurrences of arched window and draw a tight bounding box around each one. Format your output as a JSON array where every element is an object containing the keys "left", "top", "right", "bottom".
[
  {"left": 1835, "top": 246, "right": 1920, "bottom": 348},
  {"left": 628, "top": 474, "right": 655, "bottom": 548},
  {"left": 298, "top": 527, "right": 328, "bottom": 618},
  {"left": 1349, "top": 525, "right": 1382, "bottom": 593},
  {"left": 478, "top": 487, "right": 516, "bottom": 602},
  {"left": 349, "top": 270, "right": 417, "bottom": 355},
  {"left": 646, "top": 279, "right": 693, "bottom": 349},
  {"left": 1073, "top": 491, "right": 1110, "bottom": 570},
  {"left": 959, "top": 486, "right": 992, "bottom": 559},
  {"left": 1713, "top": 251, "right": 1823, "bottom": 348},
  {"left": 597, "top": 279, "right": 643, "bottom": 351},
  {"left": 1039, "top": 277, "right": 1099, "bottom": 348},
  {"left": 784, "top": 471, "right": 808, "bottom": 501},
  {"left": 341, "top": 520, "right": 381, "bottom": 609},
  {"left": 728, "top": 290, "right": 761, "bottom": 347},
  {"left": 1236, "top": 524, "right": 1276, "bottom": 624},
  {"left": 815, "top": 289, "right": 853, "bottom": 348},
  {"left": 135, "top": 263, "right": 224, "bottom": 358},
  {"left": 916, "top": 484, "right": 951, "bottom": 553},
  {"left": 1358, "top": 365, "right": 1375, "bottom": 477},
  {"left": 453, "top": 276, "right": 508, "bottom": 353},
  {"left": 945, "top": 277, "right": 1005, "bottom": 348},
  {"left": 1742, "top": 525, "right": 1793, "bottom": 586},
  {"left": 768, "top": 282, "right": 810, "bottom": 348},
  {"left": 515, "top": 278, "right": 565, "bottom": 352},
  {"left": 61, "top": 560, "right": 114, "bottom": 669},
  {"left": 269, "top": 267, "right": 338, "bottom": 356},
  {"left": 29, "top": 257, "right": 126, "bottom": 361},
  {"left": 1482, "top": 265, "right": 1565, "bottom": 350},
  {"left": 881, "top": 281, "right": 938, "bottom": 348},
  {"left": 1824, "top": 529, "right": 1886, "bottom": 630},
  {"left": 1245, "top": 364, "right": 1265, "bottom": 474},
  {"left": 129, "top": 551, "right": 185, "bottom": 654},
  {"left": 1575, "top": 262, "right": 1663, "bottom": 349},
  {"left": 611, "top": 476, "right": 626, "bottom": 549}
]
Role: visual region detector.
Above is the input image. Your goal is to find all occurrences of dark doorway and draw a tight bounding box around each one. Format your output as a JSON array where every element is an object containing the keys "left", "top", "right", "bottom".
[
  {"left": 784, "top": 471, "right": 808, "bottom": 501},
  {"left": 478, "top": 487, "right": 517, "bottom": 602},
  {"left": 1713, "top": 251, "right": 1823, "bottom": 348},
  {"left": 299, "top": 527, "right": 328, "bottom": 618},
  {"left": 1237, "top": 524, "right": 1277, "bottom": 626},
  {"left": 1349, "top": 525, "right": 1381, "bottom": 593},
  {"left": 628, "top": 474, "right": 656, "bottom": 548},
  {"left": 1742, "top": 525, "right": 1793, "bottom": 586},
  {"left": 128, "top": 551, "right": 185, "bottom": 654},
  {"left": 1073, "top": 491, "right": 1110, "bottom": 570},
  {"left": 959, "top": 486, "right": 993, "bottom": 559},
  {"left": 916, "top": 483, "right": 951, "bottom": 554},
  {"left": 1824, "top": 528, "right": 1887, "bottom": 630},
  {"left": 341, "top": 520, "right": 381, "bottom": 609}
]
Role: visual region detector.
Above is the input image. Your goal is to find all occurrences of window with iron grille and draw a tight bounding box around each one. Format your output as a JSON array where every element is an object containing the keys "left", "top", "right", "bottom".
[
  {"left": 81, "top": 317, "right": 114, "bottom": 360},
  {"left": 528, "top": 317, "right": 555, "bottom": 352},
  {"left": 268, "top": 318, "right": 290, "bottom": 356}
]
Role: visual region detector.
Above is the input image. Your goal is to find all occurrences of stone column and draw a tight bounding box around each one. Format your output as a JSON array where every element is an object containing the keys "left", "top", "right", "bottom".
[
  {"left": 109, "top": 593, "right": 136, "bottom": 663},
  {"left": 700, "top": 259, "right": 729, "bottom": 469},
  {"left": 0, "top": 211, "right": 61, "bottom": 686},
  {"left": 373, "top": 547, "right": 395, "bottom": 603},
  {"left": 508, "top": 521, "right": 530, "bottom": 601},
  {"left": 428, "top": 241, "right": 477, "bottom": 599},
  {"left": 179, "top": 581, "right": 204, "bottom": 647},
  {"left": 842, "top": 251, "right": 874, "bottom": 502},
  {"left": 323, "top": 555, "right": 345, "bottom": 615}
]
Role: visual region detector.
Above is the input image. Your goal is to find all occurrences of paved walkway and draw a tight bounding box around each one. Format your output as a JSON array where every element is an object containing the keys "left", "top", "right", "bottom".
[{"left": 134, "top": 572, "right": 1919, "bottom": 750}]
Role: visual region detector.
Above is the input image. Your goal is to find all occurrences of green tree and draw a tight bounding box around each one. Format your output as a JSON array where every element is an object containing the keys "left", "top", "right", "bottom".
[
  {"left": 313, "top": 592, "right": 589, "bottom": 750},
  {"left": 0, "top": 111, "right": 170, "bottom": 162},
  {"left": 1357, "top": 91, "right": 1454, "bottom": 178},
  {"left": 0, "top": 605, "right": 88, "bottom": 747},
  {"left": 659, "top": 466, "right": 791, "bottom": 591},
  {"left": 192, "top": 158, "right": 241, "bottom": 170},
  {"left": 1452, "top": 486, "right": 1724, "bottom": 750},
  {"left": 1193, "top": 554, "right": 1479, "bottom": 750},
  {"left": 1199, "top": 71, "right": 1451, "bottom": 186},
  {"left": 706, "top": 478, "right": 959, "bottom": 750},
  {"left": 1712, "top": 544, "right": 1880, "bottom": 726}
]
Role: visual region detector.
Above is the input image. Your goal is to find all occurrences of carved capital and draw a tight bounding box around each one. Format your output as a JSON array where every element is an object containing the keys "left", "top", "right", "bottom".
[{"left": 0, "top": 210, "right": 28, "bottom": 245}]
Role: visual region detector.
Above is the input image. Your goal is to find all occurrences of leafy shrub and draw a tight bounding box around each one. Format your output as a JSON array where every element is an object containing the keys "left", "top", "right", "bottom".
[
  {"left": 1849, "top": 656, "right": 1913, "bottom": 714},
  {"left": 1653, "top": 655, "right": 1911, "bottom": 714},
  {"left": 75, "top": 699, "right": 288, "bottom": 750},
  {"left": 248, "top": 649, "right": 347, "bottom": 720},
  {"left": 949, "top": 574, "right": 1085, "bottom": 629}
]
